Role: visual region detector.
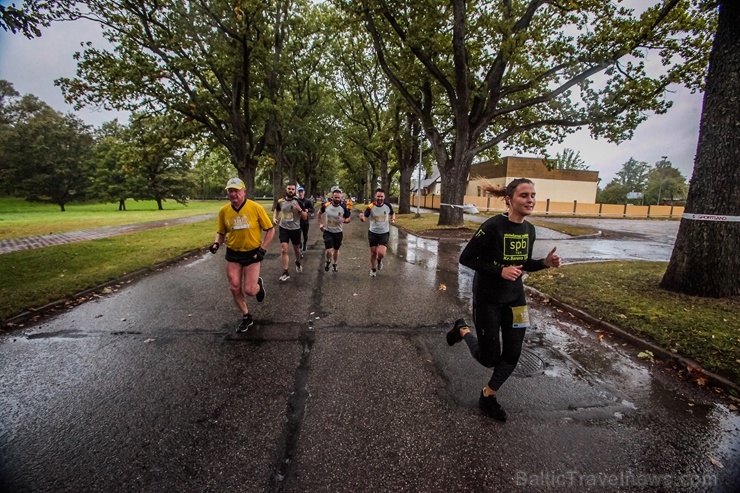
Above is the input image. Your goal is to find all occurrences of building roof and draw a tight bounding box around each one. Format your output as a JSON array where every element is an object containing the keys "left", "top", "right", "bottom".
[
  {"left": 470, "top": 156, "right": 599, "bottom": 183},
  {"left": 411, "top": 166, "right": 441, "bottom": 192}
]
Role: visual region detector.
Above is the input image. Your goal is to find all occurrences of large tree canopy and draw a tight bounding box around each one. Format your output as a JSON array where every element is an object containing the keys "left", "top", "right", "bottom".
[
  {"left": 335, "top": 0, "right": 713, "bottom": 225},
  {"left": 1, "top": 106, "right": 94, "bottom": 211},
  {"left": 59, "top": 0, "right": 322, "bottom": 197},
  {"left": 0, "top": 0, "right": 76, "bottom": 38}
]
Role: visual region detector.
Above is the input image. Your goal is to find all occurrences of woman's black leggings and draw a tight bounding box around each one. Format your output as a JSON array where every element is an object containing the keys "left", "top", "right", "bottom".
[{"left": 463, "top": 294, "right": 527, "bottom": 391}]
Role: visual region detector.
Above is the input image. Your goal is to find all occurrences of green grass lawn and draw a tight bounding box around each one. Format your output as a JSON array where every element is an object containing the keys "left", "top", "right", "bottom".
[
  {"left": 0, "top": 221, "right": 215, "bottom": 320},
  {"left": 0, "top": 197, "right": 230, "bottom": 240},
  {"left": 527, "top": 262, "right": 740, "bottom": 385},
  {"left": 395, "top": 213, "right": 482, "bottom": 231},
  {"left": 0, "top": 197, "right": 269, "bottom": 321}
]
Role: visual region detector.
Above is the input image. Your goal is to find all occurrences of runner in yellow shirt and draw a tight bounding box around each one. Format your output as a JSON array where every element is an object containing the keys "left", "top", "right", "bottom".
[{"left": 209, "top": 178, "right": 275, "bottom": 332}]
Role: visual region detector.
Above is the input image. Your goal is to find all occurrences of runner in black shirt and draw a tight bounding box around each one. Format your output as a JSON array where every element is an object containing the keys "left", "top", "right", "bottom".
[
  {"left": 297, "top": 186, "right": 314, "bottom": 255},
  {"left": 447, "top": 178, "right": 561, "bottom": 421}
]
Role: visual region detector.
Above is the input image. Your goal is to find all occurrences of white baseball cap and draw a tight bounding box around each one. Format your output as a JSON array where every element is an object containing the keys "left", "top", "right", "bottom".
[{"left": 225, "top": 178, "right": 245, "bottom": 190}]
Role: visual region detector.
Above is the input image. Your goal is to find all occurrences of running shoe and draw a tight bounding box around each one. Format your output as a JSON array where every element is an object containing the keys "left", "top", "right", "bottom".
[
  {"left": 370, "top": 269, "right": 376, "bottom": 277},
  {"left": 324, "top": 261, "right": 330, "bottom": 272},
  {"left": 446, "top": 318, "right": 469, "bottom": 346},
  {"left": 479, "top": 390, "right": 507, "bottom": 421},
  {"left": 237, "top": 314, "right": 254, "bottom": 333},
  {"left": 377, "top": 258, "right": 383, "bottom": 270},
  {"left": 256, "top": 277, "right": 265, "bottom": 302},
  {"left": 332, "top": 264, "right": 338, "bottom": 273},
  {"left": 279, "top": 272, "right": 290, "bottom": 282},
  {"left": 295, "top": 260, "right": 303, "bottom": 273}
]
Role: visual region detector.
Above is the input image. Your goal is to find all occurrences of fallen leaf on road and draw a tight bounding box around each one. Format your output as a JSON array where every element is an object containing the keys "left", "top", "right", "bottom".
[
  {"left": 438, "top": 283, "right": 447, "bottom": 291},
  {"left": 687, "top": 365, "right": 710, "bottom": 386},
  {"left": 707, "top": 455, "right": 724, "bottom": 468},
  {"left": 598, "top": 334, "right": 604, "bottom": 343},
  {"left": 144, "top": 338, "right": 155, "bottom": 343},
  {"left": 637, "top": 350, "right": 654, "bottom": 363},
  {"left": 95, "top": 314, "right": 103, "bottom": 318}
]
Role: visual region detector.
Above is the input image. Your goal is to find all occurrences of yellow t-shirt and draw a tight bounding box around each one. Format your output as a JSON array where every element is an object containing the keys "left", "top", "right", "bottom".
[{"left": 217, "top": 200, "right": 274, "bottom": 251}]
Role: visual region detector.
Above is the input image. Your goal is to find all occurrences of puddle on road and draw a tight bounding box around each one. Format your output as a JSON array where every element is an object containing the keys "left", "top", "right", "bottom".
[{"left": 525, "top": 299, "right": 740, "bottom": 457}]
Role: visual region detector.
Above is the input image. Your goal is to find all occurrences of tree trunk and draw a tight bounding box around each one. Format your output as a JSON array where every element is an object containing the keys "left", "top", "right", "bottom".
[
  {"left": 660, "top": 0, "right": 740, "bottom": 298},
  {"left": 437, "top": 158, "right": 468, "bottom": 226},
  {"left": 380, "top": 152, "right": 389, "bottom": 192},
  {"left": 397, "top": 139, "right": 418, "bottom": 214},
  {"left": 398, "top": 167, "right": 412, "bottom": 214}
]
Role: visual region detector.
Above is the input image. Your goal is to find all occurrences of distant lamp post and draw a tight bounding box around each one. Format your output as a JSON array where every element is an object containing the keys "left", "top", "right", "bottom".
[
  {"left": 416, "top": 141, "right": 422, "bottom": 218},
  {"left": 656, "top": 155, "right": 669, "bottom": 205}
]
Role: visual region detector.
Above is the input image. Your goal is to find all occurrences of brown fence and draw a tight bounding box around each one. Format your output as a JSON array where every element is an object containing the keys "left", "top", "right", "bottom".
[{"left": 410, "top": 194, "right": 684, "bottom": 218}]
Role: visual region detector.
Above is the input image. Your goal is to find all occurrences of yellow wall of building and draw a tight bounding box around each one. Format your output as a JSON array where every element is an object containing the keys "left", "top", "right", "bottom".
[
  {"left": 467, "top": 156, "right": 599, "bottom": 204},
  {"left": 410, "top": 194, "right": 685, "bottom": 218}
]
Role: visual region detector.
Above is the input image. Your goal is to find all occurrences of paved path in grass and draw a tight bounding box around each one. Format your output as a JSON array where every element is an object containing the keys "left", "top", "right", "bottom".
[{"left": 0, "top": 214, "right": 216, "bottom": 255}]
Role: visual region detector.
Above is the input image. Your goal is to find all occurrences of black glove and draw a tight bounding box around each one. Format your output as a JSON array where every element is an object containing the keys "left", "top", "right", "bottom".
[
  {"left": 254, "top": 247, "right": 266, "bottom": 262},
  {"left": 208, "top": 242, "right": 220, "bottom": 254}
]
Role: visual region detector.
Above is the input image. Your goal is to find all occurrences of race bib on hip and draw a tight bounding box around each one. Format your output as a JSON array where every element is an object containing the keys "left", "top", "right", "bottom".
[{"left": 511, "top": 305, "right": 531, "bottom": 329}]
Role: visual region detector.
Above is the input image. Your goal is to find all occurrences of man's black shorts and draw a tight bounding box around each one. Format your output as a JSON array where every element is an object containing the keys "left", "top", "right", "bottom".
[
  {"left": 225, "top": 247, "right": 262, "bottom": 266},
  {"left": 368, "top": 231, "right": 390, "bottom": 247},
  {"left": 323, "top": 230, "right": 343, "bottom": 250},
  {"left": 279, "top": 226, "right": 302, "bottom": 245}
]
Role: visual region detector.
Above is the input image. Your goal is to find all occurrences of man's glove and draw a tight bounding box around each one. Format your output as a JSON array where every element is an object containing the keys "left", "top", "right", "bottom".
[
  {"left": 255, "top": 247, "right": 267, "bottom": 262},
  {"left": 208, "top": 242, "right": 220, "bottom": 254}
]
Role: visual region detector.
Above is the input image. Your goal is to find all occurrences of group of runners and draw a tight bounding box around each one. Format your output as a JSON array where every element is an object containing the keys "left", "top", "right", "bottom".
[
  {"left": 208, "top": 179, "right": 396, "bottom": 332},
  {"left": 209, "top": 176, "right": 561, "bottom": 422}
]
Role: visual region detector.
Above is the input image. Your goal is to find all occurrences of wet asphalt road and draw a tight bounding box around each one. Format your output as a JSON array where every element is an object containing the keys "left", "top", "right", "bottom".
[
  {"left": 465, "top": 214, "right": 680, "bottom": 263},
  {"left": 1, "top": 214, "right": 738, "bottom": 492}
]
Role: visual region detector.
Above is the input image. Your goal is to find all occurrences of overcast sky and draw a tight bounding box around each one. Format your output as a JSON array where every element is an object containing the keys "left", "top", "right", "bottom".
[{"left": 0, "top": 17, "right": 705, "bottom": 185}]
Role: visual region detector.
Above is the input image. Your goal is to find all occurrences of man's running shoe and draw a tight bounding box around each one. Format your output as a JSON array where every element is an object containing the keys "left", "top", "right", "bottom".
[
  {"left": 295, "top": 260, "right": 303, "bottom": 273},
  {"left": 324, "top": 261, "right": 330, "bottom": 272},
  {"left": 377, "top": 258, "right": 383, "bottom": 270},
  {"left": 479, "top": 390, "right": 507, "bottom": 421},
  {"left": 370, "top": 269, "right": 376, "bottom": 277},
  {"left": 237, "top": 314, "right": 253, "bottom": 333},
  {"left": 446, "top": 318, "right": 469, "bottom": 346},
  {"left": 256, "top": 277, "right": 265, "bottom": 303},
  {"left": 332, "top": 264, "right": 338, "bottom": 273},
  {"left": 279, "top": 272, "right": 290, "bottom": 282}
]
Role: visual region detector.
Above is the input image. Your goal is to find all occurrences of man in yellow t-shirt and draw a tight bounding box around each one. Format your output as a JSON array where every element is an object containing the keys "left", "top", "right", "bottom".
[{"left": 208, "top": 178, "right": 275, "bottom": 332}]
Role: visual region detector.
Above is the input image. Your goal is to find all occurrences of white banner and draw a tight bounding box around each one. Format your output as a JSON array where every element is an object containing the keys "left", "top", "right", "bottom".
[{"left": 682, "top": 213, "right": 740, "bottom": 222}]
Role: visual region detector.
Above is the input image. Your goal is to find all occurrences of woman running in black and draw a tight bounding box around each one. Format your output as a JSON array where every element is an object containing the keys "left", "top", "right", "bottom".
[{"left": 447, "top": 178, "right": 561, "bottom": 421}]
